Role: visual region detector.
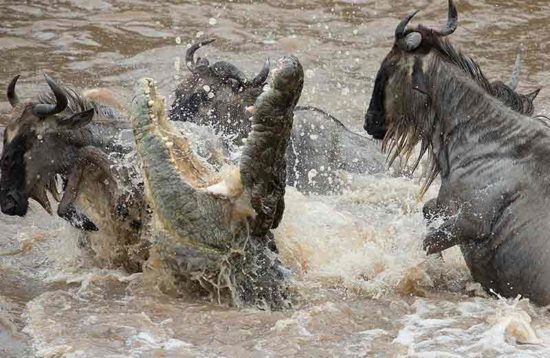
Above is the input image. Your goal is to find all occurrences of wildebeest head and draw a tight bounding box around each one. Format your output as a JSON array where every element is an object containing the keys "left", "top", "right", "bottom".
[
  {"left": 364, "top": 0, "right": 540, "bottom": 140},
  {"left": 170, "top": 39, "right": 270, "bottom": 141},
  {"left": 0, "top": 74, "right": 94, "bottom": 216}
]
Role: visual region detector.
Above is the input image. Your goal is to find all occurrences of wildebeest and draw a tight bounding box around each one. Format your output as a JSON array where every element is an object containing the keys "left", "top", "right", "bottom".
[
  {"left": 364, "top": 4, "right": 540, "bottom": 141},
  {"left": 170, "top": 39, "right": 270, "bottom": 142},
  {"left": 364, "top": 0, "right": 549, "bottom": 305},
  {"left": 0, "top": 75, "right": 148, "bottom": 271},
  {"left": 170, "top": 39, "right": 387, "bottom": 194}
]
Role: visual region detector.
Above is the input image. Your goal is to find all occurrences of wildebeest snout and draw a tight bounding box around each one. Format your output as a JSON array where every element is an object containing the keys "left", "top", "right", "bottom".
[
  {"left": 364, "top": 110, "right": 386, "bottom": 140},
  {"left": 0, "top": 189, "right": 29, "bottom": 216}
]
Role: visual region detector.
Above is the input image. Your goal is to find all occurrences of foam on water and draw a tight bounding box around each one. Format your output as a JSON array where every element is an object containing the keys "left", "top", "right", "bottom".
[
  {"left": 275, "top": 173, "right": 470, "bottom": 298},
  {"left": 1, "top": 172, "right": 549, "bottom": 356}
]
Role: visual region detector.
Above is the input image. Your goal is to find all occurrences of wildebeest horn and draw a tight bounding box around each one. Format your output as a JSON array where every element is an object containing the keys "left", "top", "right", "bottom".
[
  {"left": 186, "top": 38, "right": 216, "bottom": 73},
  {"left": 7, "top": 75, "right": 20, "bottom": 107},
  {"left": 395, "top": 11, "right": 421, "bottom": 51},
  {"left": 32, "top": 74, "right": 69, "bottom": 117},
  {"left": 509, "top": 47, "right": 522, "bottom": 90},
  {"left": 251, "top": 59, "right": 270, "bottom": 87},
  {"left": 434, "top": 0, "right": 458, "bottom": 37},
  {"left": 395, "top": 10, "right": 419, "bottom": 40}
]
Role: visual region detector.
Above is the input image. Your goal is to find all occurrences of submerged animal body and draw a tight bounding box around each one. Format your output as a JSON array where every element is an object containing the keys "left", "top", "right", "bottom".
[
  {"left": 170, "top": 39, "right": 386, "bottom": 194},
  {"left": 287, "top": 106, "right": 385, "bottom": 193},
  {"left": 0, "top": 75, "right": 148, "bottom": 270},
  {"left": 132, "top": 56, "right": 304, "bottom": 309},
  {"left": 365, "top": 0, "right": 550, "bottom": 305}
]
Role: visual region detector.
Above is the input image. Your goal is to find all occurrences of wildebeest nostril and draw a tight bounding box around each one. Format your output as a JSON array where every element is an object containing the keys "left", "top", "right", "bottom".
[
  {"left": 1, "top": 197, "right": 17, "bottom": 215},
  {"left": 0, "top": 191, "right": 27, "bottom": 216}
]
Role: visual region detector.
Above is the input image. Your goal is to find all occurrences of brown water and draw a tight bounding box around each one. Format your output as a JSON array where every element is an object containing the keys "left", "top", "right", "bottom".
[{"left": 1, "top": 0, "right": 549, "bottom": 357}]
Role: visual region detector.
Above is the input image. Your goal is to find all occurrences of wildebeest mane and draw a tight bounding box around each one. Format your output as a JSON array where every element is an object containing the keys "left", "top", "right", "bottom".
[
  {"left": 431, "top": 36, "right": 536, "bottom": 115},
  {"left": 432, "top": 37, "right": 493, "bottom": 93}
]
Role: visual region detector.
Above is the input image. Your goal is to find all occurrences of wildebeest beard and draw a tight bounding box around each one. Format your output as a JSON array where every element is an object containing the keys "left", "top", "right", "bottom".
[
  {"left": 365, "top": 1, "right": 541, "bottom": 196},
  {"left": 0, "top": 133, "right": 29, "bottom": 216}
]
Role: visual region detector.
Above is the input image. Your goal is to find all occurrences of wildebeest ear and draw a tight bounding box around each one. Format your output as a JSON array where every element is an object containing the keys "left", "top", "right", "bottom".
[
  {"left": 56, "top": 108, "right": 94, "bottom": 129},
  {"left": 525, "top": 88, "right": 541, "bottom": 102},
  {"left": 412, "top": 58, "right": 429, "bottom": 95}
]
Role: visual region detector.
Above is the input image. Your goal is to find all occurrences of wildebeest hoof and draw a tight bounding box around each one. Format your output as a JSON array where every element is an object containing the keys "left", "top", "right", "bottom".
[
  {"left": 75, "top": 216, "right": 99, "bottom": 232},
  {"left": 59, "top": 204, "right": 99, "bottom": 231},
  {"left": 422, "top": 229, "right": 457, "bottom": 255}
]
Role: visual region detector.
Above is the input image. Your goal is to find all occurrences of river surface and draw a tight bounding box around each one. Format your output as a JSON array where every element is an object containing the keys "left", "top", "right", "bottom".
[{"left": 1, "top": 0, "right": 550, "bottom": 357}]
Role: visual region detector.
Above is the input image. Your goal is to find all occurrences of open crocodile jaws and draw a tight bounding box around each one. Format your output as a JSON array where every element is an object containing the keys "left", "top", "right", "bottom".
[{"left": 131, "top": 56, "right": 304, "bottom": 309}]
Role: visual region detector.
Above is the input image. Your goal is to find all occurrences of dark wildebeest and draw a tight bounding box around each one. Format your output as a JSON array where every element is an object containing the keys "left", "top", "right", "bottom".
[
  {"left": 170, "top": 39, "right": 387, "bottom": 194},
  {"left": 171, "top": 39, "right": 270, "bottom": 141},
  {"left": 0, "top": 75, "right": 148, "bottom": 271},
  {"left": 364, "top": 0, "right": 549, "bottom": 305}
]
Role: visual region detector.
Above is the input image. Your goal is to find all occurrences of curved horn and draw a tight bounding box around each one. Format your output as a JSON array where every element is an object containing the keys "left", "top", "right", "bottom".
[
  {"left": 509, "top": 47, "right": 523, "bottom": 90},
  {"left": 250, "top": 59, "right": 270, "bottom": 87},
  {"left": 434, "top": 0, "right": 458, "bottom": 37},
  {"left": 395, "top": 11, "right": 422, "bottom": 51},
  {"left": 7, "top": 75, "right": 20, "bottom": 107},
  {"left": 186, "top": 38, "right": 216, "bottom": 73},
  {"left": 32, "top": 74, "right": 68, "bottom": 117},
  {"left": 395, "top": 10, "right": 420, "bottom": 40}
]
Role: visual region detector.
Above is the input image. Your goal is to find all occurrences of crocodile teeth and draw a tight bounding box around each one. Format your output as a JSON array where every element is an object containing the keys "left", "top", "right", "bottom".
[{"left": 147, "top": 100, "right": 154, "bottom": 107}]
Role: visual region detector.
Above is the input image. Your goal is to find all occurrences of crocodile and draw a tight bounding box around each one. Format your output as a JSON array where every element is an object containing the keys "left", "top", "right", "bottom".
[{"left": 131, "top": 56, "right": 304, "bottom": 309}]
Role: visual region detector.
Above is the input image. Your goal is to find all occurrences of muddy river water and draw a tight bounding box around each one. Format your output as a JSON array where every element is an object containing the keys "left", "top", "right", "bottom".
[{"left": 1, "top": 0, "right": 549, "bottom": 356}]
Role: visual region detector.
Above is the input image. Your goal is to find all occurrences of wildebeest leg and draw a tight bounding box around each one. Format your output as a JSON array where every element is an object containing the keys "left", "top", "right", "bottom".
[
  {"left": 424, "top": 185, "right": 519, "bottom": 255},
  {"left": 423, "top": 203, "right": 495, "bottom": 255},
  {"left": 57, "top": 147, "right": 116, "bottom": 231},
  {"left": 58, "top": 168, "right": 99, "bottom": 231}
]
